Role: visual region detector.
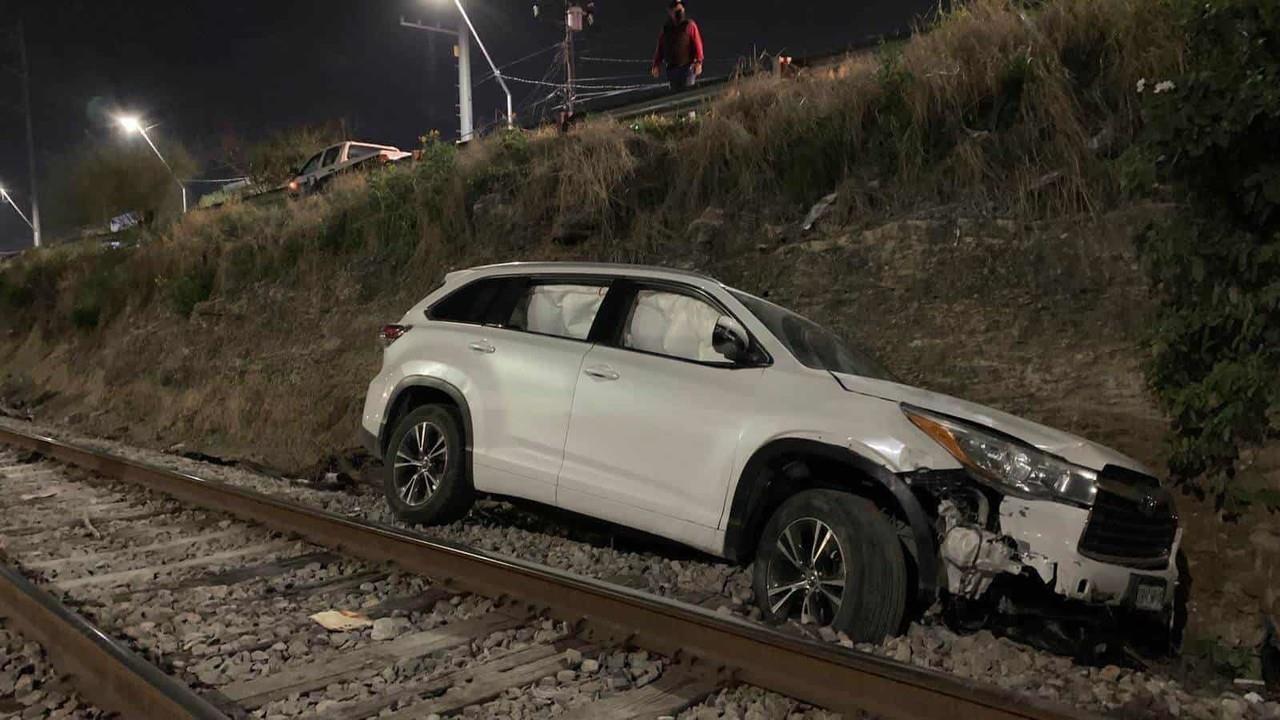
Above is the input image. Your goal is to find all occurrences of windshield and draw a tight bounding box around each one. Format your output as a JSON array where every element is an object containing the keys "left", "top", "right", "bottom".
[{"left": 730, "top": 290, "right": 896, "bottom": 381}]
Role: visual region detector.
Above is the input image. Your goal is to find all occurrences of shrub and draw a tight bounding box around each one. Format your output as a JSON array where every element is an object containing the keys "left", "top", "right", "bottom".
[
  {"left": 167, "top": 261, "right": 217, "bottom": 317},
  {"left": 1135, "top": 0, "right": 1280, "bottom": 495}
]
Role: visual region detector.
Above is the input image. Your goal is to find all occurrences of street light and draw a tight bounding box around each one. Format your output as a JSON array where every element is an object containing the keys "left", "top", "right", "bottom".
[
  {"left": 0, "top": 184, "right": 35, "bottom": 232},
  {"left": 402, "top": 0, "right": 514, "bottom": 141},
  {"left": 116, "top": 114, "right": 187, "bottom": 214}
]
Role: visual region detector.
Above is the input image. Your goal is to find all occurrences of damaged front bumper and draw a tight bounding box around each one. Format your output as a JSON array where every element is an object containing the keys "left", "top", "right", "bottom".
[
  {"left": 997, "top": 496, "right": 1180, "bottom": 611},
  {"left": 938, "top": 490, "right": 1180, "bottom": 615}
]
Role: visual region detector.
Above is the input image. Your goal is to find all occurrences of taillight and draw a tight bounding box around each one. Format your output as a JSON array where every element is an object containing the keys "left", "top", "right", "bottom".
[{"left": 379, "top": 324, "right": 410, "bottom": 347}]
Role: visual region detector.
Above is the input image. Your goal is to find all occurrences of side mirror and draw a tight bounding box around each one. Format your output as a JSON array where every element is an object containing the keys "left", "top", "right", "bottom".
[{"left": 712, "top": 315, "right": 752, "bottom": 364}]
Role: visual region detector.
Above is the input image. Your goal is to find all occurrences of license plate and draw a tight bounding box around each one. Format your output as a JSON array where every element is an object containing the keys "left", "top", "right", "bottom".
[{"left": 1133, "top": 580, "right": 1165, "bottom": 611}]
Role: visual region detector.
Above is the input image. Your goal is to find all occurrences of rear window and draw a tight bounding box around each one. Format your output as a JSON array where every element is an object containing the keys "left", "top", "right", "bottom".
[
  {"left": 427, "top": 278, "right": 505, "bottom": 324},
  {"left": 347, "top": 144, "right": 383, "bottom": 161}
]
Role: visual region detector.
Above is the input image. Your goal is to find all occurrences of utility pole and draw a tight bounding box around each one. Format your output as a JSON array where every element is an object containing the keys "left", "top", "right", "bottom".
[
  {"left": 563, "top": 13, "right": 576, "bottom": 118},
  {"left": 402, "top": 17, "right": 475, "bottom": 142},
  {"left": 457, "top": 17, "right": 473, "bottom": 142},
  {"left": 16, "top": 21, "right": 40, "bottom": 248}
]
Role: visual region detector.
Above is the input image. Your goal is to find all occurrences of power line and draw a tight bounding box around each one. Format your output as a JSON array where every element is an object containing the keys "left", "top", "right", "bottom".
[
  {"left": 504, "top": 73, "right": 659, "bottom": 91},
  {"left": 580, "top": 55, "right": 651, "bottom": 64},
  {"left": 476, "top": 43, "right": 562, "bottom": 85}
]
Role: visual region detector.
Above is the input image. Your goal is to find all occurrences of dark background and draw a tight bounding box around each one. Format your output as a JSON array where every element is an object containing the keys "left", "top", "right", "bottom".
[{"left": 0, "top": 0, "right": 934, "bottom": 251}]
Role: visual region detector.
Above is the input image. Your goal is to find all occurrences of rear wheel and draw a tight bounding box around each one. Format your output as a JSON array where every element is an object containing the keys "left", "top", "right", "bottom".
[
  {"left": 383, "top": 405, "right": 473, "bottom": 525},
  {"left": 752, "top": 489, "right": 907, "bottom": 642}
]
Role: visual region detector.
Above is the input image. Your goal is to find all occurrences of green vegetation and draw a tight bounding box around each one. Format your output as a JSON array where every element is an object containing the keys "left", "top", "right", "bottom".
[{"left": 1134, "top": 0, "right": 1280, "bottom": 498}]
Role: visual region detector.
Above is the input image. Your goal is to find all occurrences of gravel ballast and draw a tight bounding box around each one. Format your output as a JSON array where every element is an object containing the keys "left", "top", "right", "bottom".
[
  {"left": 1, "top": 416, "right": 1278, "bottom": 719},
  {"left": 0, "top": 621, "right": 111, "bottom": 719}
]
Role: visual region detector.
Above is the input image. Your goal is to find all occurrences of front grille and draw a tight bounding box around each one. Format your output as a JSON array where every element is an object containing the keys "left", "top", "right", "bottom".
[{"left": 1078, "top": 482, "right": 1177, "bottom": 569}]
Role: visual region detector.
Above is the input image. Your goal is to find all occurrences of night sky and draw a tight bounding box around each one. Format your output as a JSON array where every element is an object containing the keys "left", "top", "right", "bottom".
[{"left": 0, "top": 0, "right": 934, "bottom": 251}]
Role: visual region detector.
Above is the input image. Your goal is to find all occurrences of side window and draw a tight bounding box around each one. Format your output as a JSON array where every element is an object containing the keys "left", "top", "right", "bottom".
[
  {"left": 622, "top": 289, "right": 724, "bottom": 363},
  {"left": 347, "top": 144, "right": 380, "bottom": 161},
  {"left": 298, "top": 153, "right": 323, "bottom": 175},
  {"left": 321, "top": 145, "right": 342, "bottom": 167},
  {"left": 507, "top": 284, "right": 607, "bottom": 341},
  {"left": 428, "top": 278, "right": 505, "bottom": 324}
]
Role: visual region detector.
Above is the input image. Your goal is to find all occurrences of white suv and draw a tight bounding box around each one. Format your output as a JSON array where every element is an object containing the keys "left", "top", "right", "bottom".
[{"left": 361, "top": 262, "right": 1181, "bottom": 642}]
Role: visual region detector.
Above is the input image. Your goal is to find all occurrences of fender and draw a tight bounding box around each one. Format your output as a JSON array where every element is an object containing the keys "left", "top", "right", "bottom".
[
  {"left": 723, "top": 438, "right": 939, "bottom": 605},
  {"left": 376, "top": 376, "right": 475, "bottom": 468}
]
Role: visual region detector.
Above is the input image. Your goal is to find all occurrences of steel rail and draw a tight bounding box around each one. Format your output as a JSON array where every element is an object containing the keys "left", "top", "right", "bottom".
[
  {"left": 0, "top": 561, "right": 229, "bottom": 719},
  {"left": 0, "top": 425, "right": 1100, "bottom": 720}
]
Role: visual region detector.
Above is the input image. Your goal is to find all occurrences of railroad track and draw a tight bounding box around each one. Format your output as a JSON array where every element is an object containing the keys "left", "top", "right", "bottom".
[{"left": 0, "top": 426, "right": 1100, "bottom": 720}]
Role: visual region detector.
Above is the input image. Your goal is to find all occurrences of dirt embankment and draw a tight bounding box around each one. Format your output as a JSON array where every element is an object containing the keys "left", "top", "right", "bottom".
[{"left": 2, "top": 206, "right": 1162, "bottom": 474}]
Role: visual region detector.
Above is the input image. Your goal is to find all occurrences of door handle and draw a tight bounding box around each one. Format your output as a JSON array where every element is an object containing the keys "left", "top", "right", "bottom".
[
  {"left": 468, "top": 340, "right": 496, "bottom": 354},
  {"left": 584, "top": 365, "right": 620, "bottom": 381}
]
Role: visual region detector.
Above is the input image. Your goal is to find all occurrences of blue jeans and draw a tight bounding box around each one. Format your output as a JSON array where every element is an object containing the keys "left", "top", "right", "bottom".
[{"left": 667, "top": 64, "right": 697, "bottom": 91}]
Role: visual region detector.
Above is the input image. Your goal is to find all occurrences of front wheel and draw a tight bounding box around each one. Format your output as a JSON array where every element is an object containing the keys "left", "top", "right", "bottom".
[
  {"left": 752, "top": 489, "right": 907, "bottom": 642},
  {"left": 383, "top": 405, "right": 473, "bottom": 525}
]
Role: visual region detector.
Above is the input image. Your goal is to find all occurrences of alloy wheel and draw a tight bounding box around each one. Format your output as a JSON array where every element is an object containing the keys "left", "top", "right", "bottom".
[
  {"left": 392, "top": 421, "right": 448, "bottom": 508},
  {"left": 765, "top": 517, "right": 847, "bottom": 625}
]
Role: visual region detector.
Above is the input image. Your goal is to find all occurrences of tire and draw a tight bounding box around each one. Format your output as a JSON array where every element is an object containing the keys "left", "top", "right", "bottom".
[
  {"left": 752, "top": 489, "right": 907, "bottom": 642},
  {"left": 383, "top": 404, "right": 473, "bottom": 525}
]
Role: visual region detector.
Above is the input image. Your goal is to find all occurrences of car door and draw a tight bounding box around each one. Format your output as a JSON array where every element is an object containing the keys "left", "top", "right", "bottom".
[
  {"left": 457, "top": 277, "right": 610, "bottom": 505},
  {"left": 293, "top": 152, "right": 323, "bottom": 188},
  {"left": 557, "top": 281, "right": 766, "bottom": 545},
  {"left": 314, "top": 144, "right": 344, "bottom": 186}
]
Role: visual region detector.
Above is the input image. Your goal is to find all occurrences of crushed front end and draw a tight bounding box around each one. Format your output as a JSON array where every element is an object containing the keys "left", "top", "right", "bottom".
[{"left": 897, "top": 405, "right": 1183, "bottom": 654}]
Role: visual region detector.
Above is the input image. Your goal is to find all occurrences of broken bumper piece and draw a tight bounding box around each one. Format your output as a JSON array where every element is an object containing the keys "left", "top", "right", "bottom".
[{"left": 998, "top": 496, "right": 1179, "bottom": 611}]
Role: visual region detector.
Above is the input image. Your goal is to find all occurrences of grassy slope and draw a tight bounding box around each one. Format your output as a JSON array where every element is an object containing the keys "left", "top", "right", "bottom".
[{"left": 0, "top": 0, "right": 1274, "bottom": 679}]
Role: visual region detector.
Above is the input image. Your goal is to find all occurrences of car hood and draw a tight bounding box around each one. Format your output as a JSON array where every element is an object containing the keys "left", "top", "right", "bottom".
[{"left": 832, "top": 372, "right": 1156, "bottom": 477}]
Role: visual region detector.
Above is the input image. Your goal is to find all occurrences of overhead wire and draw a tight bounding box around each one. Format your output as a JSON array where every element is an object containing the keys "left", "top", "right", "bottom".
[{"left": 476, "top": 42, "right": 562, "bottom": 85}]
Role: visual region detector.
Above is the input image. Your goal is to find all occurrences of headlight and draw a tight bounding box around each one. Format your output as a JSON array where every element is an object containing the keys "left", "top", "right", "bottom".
[{"left": 902, "top": 405, "right": 1098, "bottom": 506}]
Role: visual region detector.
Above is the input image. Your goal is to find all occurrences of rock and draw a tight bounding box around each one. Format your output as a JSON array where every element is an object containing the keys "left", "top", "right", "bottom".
[
  {"left": 580, "top": 659, "right": 600, "bottom": 674},
  {"left": 556, "top": 670, "right": 577, "bottom": 683},
  {"left": 801, "top": 192, "right": 839, "bottom": 231},
  {"left": 551, "top": 209, "right": 596, "bottom": 245},
  {"left": 14, "top": 674, "right": 34, "bottom": 695},
  {"left": 690, "top": 207, "right": 727, "bottom": 249},
  {"left": 371, "top": 617, "right": 411, "bottom": 641},
  {"left": 0, "top": 671, "right": 15, "bottom": 696}
]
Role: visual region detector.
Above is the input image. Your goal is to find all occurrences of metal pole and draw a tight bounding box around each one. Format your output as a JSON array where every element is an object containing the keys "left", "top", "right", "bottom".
[
  {"left": 137, "top": 127, "right": 186, "bottom": 214},
  {"left": 563, "top": 7, "right": 576, "bottom": 118},
  {"left": 399, "top": 17, "right": 470, "bottom": 142},
  {"left": 16, "top": 21, "right": 41, "bottom": 247},
  {"left": 1, "top": 189, "right": 34, "bottom": 229},
  {"left": 457, "top": 18, "right": 473, "bottom": 141},
  {"left": 453, "top": 0, "right": 513, "bottom": 128}
]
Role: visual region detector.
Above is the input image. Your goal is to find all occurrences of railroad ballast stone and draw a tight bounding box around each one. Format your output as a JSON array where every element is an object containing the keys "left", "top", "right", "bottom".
[
  {"left": 0, "top": 622, "right": 110, "bottom": 719},
  {"left": 5, "top": 423, "right": 1280, "bottom": 719}
]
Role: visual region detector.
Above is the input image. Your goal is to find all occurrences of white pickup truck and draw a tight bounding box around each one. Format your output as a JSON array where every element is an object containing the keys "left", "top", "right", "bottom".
[{"left": 287, "top": 141, "right": 411, "bottom": 194}]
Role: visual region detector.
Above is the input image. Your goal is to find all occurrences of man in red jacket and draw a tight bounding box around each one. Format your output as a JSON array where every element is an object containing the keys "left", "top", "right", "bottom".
[{"left": 650, "top": 0, "right": 704, "bottom": 91}]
